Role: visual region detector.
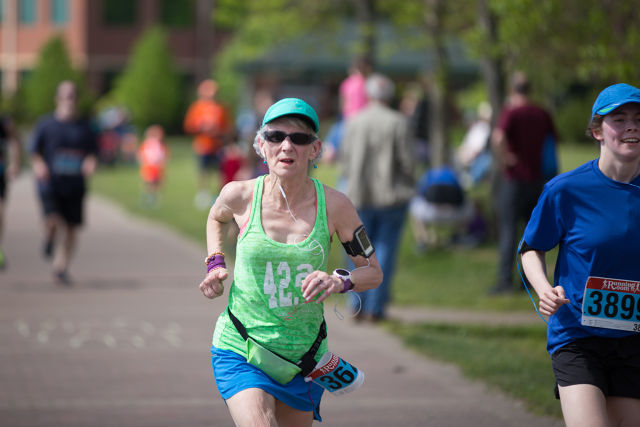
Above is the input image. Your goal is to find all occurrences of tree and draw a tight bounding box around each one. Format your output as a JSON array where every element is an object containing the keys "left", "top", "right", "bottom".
[
  {"left": 466, "top": 0, "right": 640, "bottom": 143},
  {"left": 212, "top": 0, "right": 640, "bottom": 159},
  {"left": 213, "top": 0, "right": 339, "bottom": 106},
  {"left": 21, "top": 36, "right": 88, "bottom": 121},
  {"left": 475, "top": 0, "right": 505, "bottom": 127},
  {"left": 111, "top": 27, "right": 183, "bottom": 131}
]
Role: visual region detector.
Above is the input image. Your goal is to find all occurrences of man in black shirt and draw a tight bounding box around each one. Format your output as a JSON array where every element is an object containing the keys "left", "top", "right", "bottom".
[{"left": 30, "top": 81, "right": 98, "bottom": 284}]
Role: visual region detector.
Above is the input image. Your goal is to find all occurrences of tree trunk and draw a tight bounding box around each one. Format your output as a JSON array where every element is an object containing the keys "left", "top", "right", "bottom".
[
  {"left": 352, "top": 0, "right": 376, "bottom": 65},
  {"left": 195, "top": 0, "right": 215, "bottom": 84},
  {"left": 424, "top": 0, "right": 451, "bottom": 168},
  {"left": 477, "top": 0, "right": 505, "bottom": 241},
  {"left": 477, "top": 0, "right": 505, "bottom": 127}
]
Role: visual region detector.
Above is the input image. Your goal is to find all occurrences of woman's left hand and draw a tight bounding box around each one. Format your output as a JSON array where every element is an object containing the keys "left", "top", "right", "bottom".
[{"left": 301, "top": 272, "right": 342, "bottom": 303}]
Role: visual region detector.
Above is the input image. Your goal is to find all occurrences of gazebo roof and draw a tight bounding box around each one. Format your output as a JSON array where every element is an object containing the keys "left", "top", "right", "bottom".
[{"left": 237, "top": 22, "right": 480, "bottom": 83}]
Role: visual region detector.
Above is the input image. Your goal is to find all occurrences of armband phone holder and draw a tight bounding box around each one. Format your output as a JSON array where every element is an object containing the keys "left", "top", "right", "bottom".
[{"left": 341, "top": 225, "right": 374, "bottom": 258}]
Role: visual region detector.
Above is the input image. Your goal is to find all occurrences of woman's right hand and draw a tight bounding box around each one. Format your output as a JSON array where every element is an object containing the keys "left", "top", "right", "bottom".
[
  {"left": 199, "top": 268, "right": 228, "bottom": 299},
  {"left": 538, "top": 285, "right": 570, "bottom": 316}
]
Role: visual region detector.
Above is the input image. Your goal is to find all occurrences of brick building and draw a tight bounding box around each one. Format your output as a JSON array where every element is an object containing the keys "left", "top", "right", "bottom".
[{"left": 0, "top": 0, "right": 219, "bottom": 97}]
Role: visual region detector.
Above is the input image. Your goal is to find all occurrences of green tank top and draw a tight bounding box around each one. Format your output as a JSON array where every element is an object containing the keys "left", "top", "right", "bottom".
[{"left": 212, "top": 175, "right": 330, "bottom": 362}]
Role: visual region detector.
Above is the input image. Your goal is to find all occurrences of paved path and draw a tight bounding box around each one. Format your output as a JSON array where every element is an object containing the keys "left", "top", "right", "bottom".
[
  {"left": 386, "top": 305, "right": 544, "bottom": 326},
  {"left": 0, "top": 174, "right": 561, "bottom": 426}
]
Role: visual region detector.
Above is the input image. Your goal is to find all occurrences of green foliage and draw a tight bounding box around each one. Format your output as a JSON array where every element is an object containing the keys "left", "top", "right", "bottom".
[
  {"left": 555, "top": 93, "right": 595, "bottom": 144},
  {"left": 479, "top": 0, "right": 640, "bottom": 96},
  {"left": 455, "top": 81, "right": 490, "bottom": 120},
  {"left": 20, "top": 36, "right": 91, "bottom": 122},
  {"left": 212, "top": 0, "right": 640, "bottom": 122},
  {"left": 111, "top": 27, "right": 183, "bottom": 131},
  {"left": 213, "top": 0, "right": 251, "bottom": 30},
  {"left": 212, "top": 0, "right": 354, "bottom": 106}
]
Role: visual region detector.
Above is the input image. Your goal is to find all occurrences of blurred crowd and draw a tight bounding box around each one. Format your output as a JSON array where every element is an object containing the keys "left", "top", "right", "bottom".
[{"left": 0, "top": 65, "right": 557, "bottom": 302}]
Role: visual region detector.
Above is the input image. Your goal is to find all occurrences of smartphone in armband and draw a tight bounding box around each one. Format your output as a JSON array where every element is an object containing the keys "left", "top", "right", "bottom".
[{"left": 342, "top": 225, "right": 375, "bottom": 258}]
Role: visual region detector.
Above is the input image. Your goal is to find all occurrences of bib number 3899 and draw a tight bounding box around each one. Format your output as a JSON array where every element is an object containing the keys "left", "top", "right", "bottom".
[{"left": 582, "top": 277, "right": 640, "bottom": 332}]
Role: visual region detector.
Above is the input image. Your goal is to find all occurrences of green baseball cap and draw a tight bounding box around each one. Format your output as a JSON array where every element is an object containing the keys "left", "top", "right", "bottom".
[{"left": 262, "top": 98, "right": 319, "bottom": 133}]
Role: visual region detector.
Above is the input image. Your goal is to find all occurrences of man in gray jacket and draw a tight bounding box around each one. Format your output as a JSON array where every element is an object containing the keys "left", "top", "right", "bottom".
[{"left": 340, "top": 73, "right": 416, "bottom": 321}]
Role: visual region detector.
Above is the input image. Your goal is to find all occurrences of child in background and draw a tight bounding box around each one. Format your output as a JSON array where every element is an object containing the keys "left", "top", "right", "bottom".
[
  {"left": 219, "top": 143, "right": 248, "bottom": 186},
  {"left": 137, "top": 125, "right": 169, "bottom": 207}
]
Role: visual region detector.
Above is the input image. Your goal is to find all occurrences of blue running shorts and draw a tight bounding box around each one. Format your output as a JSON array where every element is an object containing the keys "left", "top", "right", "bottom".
[{"left": 211, "top": 345, "right": 324, "bottom": 421}]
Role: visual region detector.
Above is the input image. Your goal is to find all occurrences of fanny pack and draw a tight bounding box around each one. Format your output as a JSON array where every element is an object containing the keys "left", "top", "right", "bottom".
[{"left": 227, "top": 308, "right": 326, "bottom": 384}]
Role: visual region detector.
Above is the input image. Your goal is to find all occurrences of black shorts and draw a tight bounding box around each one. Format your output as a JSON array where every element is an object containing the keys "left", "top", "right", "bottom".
[
  {"left": 197, "top": 153, "right": 220, "bottom": 171},
  {"left": 38, "top": 184, "right": 85, "bottom": 226},
  {"left": 551, "top": 334, "right": 640, "bottom": 399}
]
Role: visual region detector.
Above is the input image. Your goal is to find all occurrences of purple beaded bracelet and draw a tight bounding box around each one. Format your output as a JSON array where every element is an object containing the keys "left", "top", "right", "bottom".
[{"left": 206, "top": 254, "right": 226, "bottom": 273}]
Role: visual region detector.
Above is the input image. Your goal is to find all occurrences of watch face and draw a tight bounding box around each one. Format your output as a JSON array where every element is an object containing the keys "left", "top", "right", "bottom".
[{"left": 334, "top": 268, "right": 350, "bottom": 277}]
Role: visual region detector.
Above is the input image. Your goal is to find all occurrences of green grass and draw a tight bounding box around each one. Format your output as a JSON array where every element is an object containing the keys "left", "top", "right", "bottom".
[
  {"left": 92, "top": 137, "right": 211, "bottom": 248},
  {"left": 386, "top": 322, "right": 561, "bottom": 418},
  {"left": 91, "top": 137, "right": 598, "bottom": 420}
]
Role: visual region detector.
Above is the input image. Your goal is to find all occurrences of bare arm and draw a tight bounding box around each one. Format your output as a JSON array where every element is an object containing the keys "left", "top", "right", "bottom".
[
  {"left": 6, "top": 120, "right": 21, "bottom": 178},
  {"left": 491, "top": 128, "right": 517, "bottom": 168},
  {"left": 82, "top": 154, "right": 98, "bottom": 178},
  {"left": 301, "top": 187, "right": 383, "bottom": 303},
  {"left": 30, "top": 153, "right": 49, "bottom": 182},
  {"left": 521, "top": 249, "right": 569, "bottom": 316},
  {"left": 199, "top": 180, "right": 250, "bottom": 299}
]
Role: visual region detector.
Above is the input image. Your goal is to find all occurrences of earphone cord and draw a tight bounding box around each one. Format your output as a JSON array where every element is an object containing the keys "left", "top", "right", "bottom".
[
  {"left": 516, "top": 236, "right": 549, "bottom": 325},
  {"left": 332, "top": 259, "right": 368, "bottom": 320},
  {"left": 517, "top": 180, "right": 640, "bottom": 326},
  {"left": 279, "top": 181, "right": 361, "bottom": 320}
]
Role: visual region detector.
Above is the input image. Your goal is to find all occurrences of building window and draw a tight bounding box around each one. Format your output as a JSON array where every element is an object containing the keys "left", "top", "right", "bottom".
[
  {"left": 20, "top": 69, "right": 32, "bottom": 82},
  {"left": 103, "top": 0, "right": 138, "bottom": 26},
  {"left": 160, "top": 0, "right": 194, "bottom": 28},
  {"left": 19, "top": 0, "right": 37, "bottom": 24},
  {"left": 51, "top": 0, "right": 68, "bottom": 24}
]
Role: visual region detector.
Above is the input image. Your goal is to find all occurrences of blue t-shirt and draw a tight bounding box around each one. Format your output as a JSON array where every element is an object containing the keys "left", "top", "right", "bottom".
[{"left": 523, "top": 159, "right": 640, "bottom": 355}]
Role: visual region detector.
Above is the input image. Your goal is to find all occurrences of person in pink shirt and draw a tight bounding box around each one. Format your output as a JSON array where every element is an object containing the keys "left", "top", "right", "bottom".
[{"left": 339, "top": 57, "right": 372, "bottom": 120}]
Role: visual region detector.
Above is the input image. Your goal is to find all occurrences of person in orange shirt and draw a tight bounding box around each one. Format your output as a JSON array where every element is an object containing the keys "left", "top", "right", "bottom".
[
  {"left": 183, "top": 79, "right": 231, "bottom": 209},
  {"left": 137, "top": 125, "right": 169, "bottom": 207}
]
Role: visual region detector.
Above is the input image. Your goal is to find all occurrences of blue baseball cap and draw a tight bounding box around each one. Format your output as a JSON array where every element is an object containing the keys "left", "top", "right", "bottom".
[
  {"left": 592, "top": 83, "right": 640, "bottom": 118},
  {"left": 262, "top": 98, "right": 319, "bottom": 133}
]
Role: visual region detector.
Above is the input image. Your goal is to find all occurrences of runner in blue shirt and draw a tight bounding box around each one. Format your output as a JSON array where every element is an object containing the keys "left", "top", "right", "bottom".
[{"left": 521, "top": 83, "right": 640, "bottom": 426}]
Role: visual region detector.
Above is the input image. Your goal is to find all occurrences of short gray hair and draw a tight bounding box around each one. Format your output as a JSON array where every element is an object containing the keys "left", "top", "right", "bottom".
[{"left": 365, "top": 73, "right": 395, "bottom": 102}]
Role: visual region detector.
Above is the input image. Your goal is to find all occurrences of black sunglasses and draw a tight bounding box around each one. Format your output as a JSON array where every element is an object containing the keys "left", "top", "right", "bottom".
[{"left": 262, "top": 130, "right": 316, "bottom": 145}]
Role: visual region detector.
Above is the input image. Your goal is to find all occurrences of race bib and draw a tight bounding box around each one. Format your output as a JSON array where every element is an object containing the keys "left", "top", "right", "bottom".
[
  {"left": 52, "top": 151, "right": 83, "bottom": 175},
  {"left": 304, "top": 352, "right": 365, "bottom": 395},
  {"left": 581, "top": 276, "right": 640, "bottom": 332}
]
